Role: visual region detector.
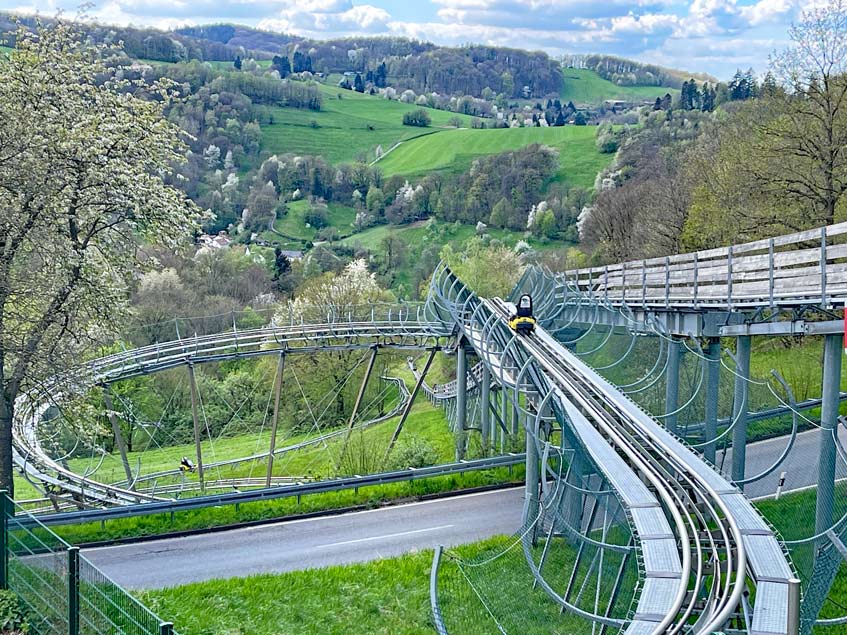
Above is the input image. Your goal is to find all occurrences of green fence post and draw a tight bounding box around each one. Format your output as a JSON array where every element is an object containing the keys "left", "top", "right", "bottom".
[
  {"left": 160, "top": 622, "right": 175, "bottom": 635},
  {"left": 0, "top": 490, "right": 8, "bottom": 590},
  {"left": 68, "top": 547, "right": 79, "bottom": 635}
]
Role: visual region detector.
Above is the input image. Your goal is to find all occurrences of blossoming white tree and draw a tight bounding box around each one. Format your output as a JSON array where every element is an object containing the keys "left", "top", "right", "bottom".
[{"left": 0, "top": 22, "right": 199, "bottom": 493}]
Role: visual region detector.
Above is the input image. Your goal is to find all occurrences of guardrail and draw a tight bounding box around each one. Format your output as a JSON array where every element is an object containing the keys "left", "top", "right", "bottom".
[
  {"left": 563, "top": 222, "right": 847, "bottom": 310},
  {"left": 23, "top": 454, "right": 525, "bottom": 528},
  {"left": 1, "top": 493, "right": 177, "bottom": 635}
]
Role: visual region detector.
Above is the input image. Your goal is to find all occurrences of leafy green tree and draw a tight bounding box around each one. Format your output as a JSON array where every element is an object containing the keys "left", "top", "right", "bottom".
[
  {"left": 402, "top": 109, "right": 432, "bottom": 127},
  {"left": 0, "top": 22, "right": 199, "bottom": 493},
  {"left": 440, "top": 238, "right": 524, "bottom": 298},
  {"left": 762, "top": 0, "right": 847, "bottom": 225}
]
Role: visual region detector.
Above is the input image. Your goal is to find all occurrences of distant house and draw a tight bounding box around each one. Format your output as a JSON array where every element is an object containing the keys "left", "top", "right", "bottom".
[
  {"left": 603, "top": 99, "right": 634, "bottom": 113},
  {"left": 198, "top": 232, "right": 231, "bottom": 250},
  {"left": 279, "top": 250, "right": 304, "bottom": 260}
]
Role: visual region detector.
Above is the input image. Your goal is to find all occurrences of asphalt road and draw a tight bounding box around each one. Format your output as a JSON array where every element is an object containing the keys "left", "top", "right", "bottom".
[
  {"left": 84, "top": 424, "right": 840, "bottom": 590},
  {"left": 83, "top": 487, "right": 525, "bottom": 589},
  {"left": 722, "top": 423, "right": 847, "bottom": 499}
]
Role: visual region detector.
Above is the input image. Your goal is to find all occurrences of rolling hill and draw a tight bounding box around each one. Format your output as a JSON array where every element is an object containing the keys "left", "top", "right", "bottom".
[
  {"left": 561, "top": 68, "right": 679, "bottom": 105},
  {"left": 260, "top": 84, "right": 474, "bottom": 164},
  {"left": 374, "top": 125, "right": 612, "bottom": 190}
]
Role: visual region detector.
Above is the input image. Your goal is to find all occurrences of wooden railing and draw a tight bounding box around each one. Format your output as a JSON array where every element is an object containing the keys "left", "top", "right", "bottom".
[{"left": 563, "top": 223, "right": 847, "bottom": 310}]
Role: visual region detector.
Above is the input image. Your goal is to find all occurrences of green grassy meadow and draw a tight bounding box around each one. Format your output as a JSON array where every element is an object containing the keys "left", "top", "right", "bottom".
[
  {"left": 375, "top": 125, "right": 611, "bottom": 189},
  {"left": 260, "top": 84, "right": 473, "bottom": 165},
  {"left": 560, "top": 68, "right": 679, "bottom": 105},
  {"left": 268, "top": 199, "right": 358, "bottom": 243},
  {"left": 55, "top": 401, "right": 453, "bottom": 492},
  {"left": 140, "top": 535, "right": 600, "bottom": 635},
  {"left": 139, "top": 486, "right": 847, "bottom": 635}
]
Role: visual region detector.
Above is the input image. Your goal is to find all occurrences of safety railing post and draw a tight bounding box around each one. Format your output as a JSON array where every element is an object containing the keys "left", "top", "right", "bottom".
[
  {"left": 820, "top": 226, "right": 827, "bottom": 307},
  {"left": 768, "top": 238, "right": 775, "bottom": 307},
  {"left": 727, "top": 245, "right": 733, "bottom": 310},
  {"left": 68, "top": 546, "right": 80, "bottom": 635},
  {"left": 787, "top": 578, "right": 801, "bottom": 635},
  {"left": 0, "top": 490, "right": 7, "bottom": 590},
  {"left": 160, "top": 622, "right": 175, "bottom": 635}
]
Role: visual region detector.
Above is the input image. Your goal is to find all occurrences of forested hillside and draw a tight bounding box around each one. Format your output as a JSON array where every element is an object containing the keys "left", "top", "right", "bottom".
[{"left": 579, "top": 8, "right": 847, "bottom": 265}]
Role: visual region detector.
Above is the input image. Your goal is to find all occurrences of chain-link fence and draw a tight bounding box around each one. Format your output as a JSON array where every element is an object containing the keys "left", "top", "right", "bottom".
[{"left": 2, "top": 492, "right": 177, "bottom": 635}]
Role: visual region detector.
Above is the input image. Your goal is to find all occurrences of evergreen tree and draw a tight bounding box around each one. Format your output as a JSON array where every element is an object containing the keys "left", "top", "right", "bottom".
[
  {"left": 700, "top": 83, "right": 716, "bottom": 111},
  {"left": 375, "top": 62, "right": 388, "bottom": 88},
  {"left": 276, "top": 55, "right": 291, "bottom": 77},
  {"left": 653, "top": 96, "right": 663, "bottom": 110},
  {"left": 573, "top": 111, "right": 587, "bottom": 125},
  {"left": 233, "top": 55, "right": 242, "bottom": 70},
  {"left": 554, "top": 110, "right": 566, "bottom": 126},
  {"left": 354, "top": 73, "right": 365, "bottom": 93}
]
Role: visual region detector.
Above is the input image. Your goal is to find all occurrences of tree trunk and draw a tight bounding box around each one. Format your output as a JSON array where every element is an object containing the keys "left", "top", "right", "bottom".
[{"left": 0, "top": 390, "right": 15, "bottom": 498}]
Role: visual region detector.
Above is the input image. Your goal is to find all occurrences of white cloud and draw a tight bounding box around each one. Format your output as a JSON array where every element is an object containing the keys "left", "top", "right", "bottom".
[{"left": 258, "top": 1, "right": 390, "bottom": 36}]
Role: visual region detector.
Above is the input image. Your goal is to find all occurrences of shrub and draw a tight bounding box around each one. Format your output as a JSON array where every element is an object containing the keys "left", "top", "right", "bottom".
[
  {"left": 0, "top": 590, "right": 29, "bottom": 634},
  {"left": 304, "top": 204, "right": 329, "bottom": 229},
  {"left": 402, "top": 109, "right": 431, "bottom": 127},
  {"left": 390, "top": 435, "right": 440, "bottom": 470}
]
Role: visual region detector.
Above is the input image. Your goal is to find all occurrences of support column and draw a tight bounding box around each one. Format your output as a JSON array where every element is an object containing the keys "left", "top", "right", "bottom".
[
  {"left": 338, "top": 347, "right": 377, "bottom": 470},
  {"left": 816, "top": 334, "right": 843, "bottom": 535},
  {"left": 187, "top": 363, "right": 205, "bottom": 494},
  {"left": 102, "top": 385, "right": 134, "bottom": 490},
  {"left": 525, "top": 415, "right": 540, "bottom": 525},
  {"left": 455, "top": 343, "right": 468, "bottom": 460},
  {"left": 385, "top": 348, "right": 437, "bottom": 461},
  {"left": 499, "top": 388, "right": 507, "bottom": 453},
  {"left": 265, "top": 353, "right": 286, "bottom": 488},
  {"left": 703, "top": 337, "right": 721, "bottom": 464},
  {"left": 480, "top": 365, "right": 491, "bottom": 455},
  {"left": 664, "top": 338, "right": 682, "bottom": 436},
  {"left": 731, "top": 335, "right": 752, "bottom": 485}
]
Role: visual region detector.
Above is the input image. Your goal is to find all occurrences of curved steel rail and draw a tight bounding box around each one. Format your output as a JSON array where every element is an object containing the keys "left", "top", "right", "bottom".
[{"left": 14, "top": 313, "right": 453, "bottom": 507}]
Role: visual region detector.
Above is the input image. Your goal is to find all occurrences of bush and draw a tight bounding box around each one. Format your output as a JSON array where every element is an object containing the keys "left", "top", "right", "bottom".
[
  {"left": 0, "top": 590, "right": 29, "bottom": 634},
  {"left": 390, "top": 435, "right": 440, "bottom": 470},
  {"left": 304, "top": 204, "right": 329, "bottom": 229},
  {"left": 402, "top": 109, "right": 431, "bottom": 128}
]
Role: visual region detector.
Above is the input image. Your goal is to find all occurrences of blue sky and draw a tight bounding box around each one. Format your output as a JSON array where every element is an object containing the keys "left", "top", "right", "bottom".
[{"left": 0, "top": 1, "right": 822, "bottom": 79}]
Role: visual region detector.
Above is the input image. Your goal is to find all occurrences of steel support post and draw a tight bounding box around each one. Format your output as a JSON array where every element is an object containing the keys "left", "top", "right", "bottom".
[
  {"left": 68, "top": 546, "right": 80, "bottom": 635},
  {"left": 500, "top": 388, "right": 508, "bottom": 452},
  {"left": 187, "top": 363, "right": 205, "bottom": 494},
  {"left": 385, "top": 348, "right": 438, "bottom": 460},
  {"left": 266, "top": 353, "right": 286, "bottom": 488},
  {"left": 0, "top": 491, "right": 7, "bottom": 590},
  {"left": 338, "top": 346, "right": 378, "bottom": 470},
  {"left": 665, "top": 337, "right": 682, "bottom": 436},
  {"left": 159, "top": 623, "right": 175, "bottom": 635},
  {"left": 525, "top": 416, "right": 540, "bottom": 526},
  {"left": 455, "top": 343, "right": 468, "bottom": 460},
  {"left": 815, "top": 334, "right": 843, "bottom": 535},
  {"left": 703, "top": 337, "right": 721, "bottom": 463},
  {"left": 731, "top": 335, "right": 751, "bottom": 485},
  {"left": 102, "top": 385, "right": 134, "bottom": 490},
  {"left": 788, "top": 577, "right": 801, "bottom": 635},
  {"left": 481, "top": 365, "right": 491, "bottom": 455}
]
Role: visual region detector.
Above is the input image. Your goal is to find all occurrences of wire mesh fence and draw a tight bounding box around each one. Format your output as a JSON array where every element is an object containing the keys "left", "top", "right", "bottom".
[{"left": 2, "top": 493, "right": 176, "bottom": 635}]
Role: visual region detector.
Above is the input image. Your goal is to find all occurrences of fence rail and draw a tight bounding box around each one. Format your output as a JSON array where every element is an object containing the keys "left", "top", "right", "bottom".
[
  {"left": 564, "top": 222, "right": 847, "bottom": 309},
  {"left": 24, "top": 454, "right": 525, "bottom": 528},
  {"left": 1, "top": 492, "right": 176, "bottom": 635}
]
